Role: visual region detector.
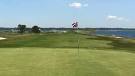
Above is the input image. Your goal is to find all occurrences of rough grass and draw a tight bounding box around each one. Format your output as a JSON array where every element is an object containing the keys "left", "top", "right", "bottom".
[
  {"left": 0, "top": 32, "right": 135, "bottom": 51},
  {"left": 0, "top": 33, "right": 113, "bottom": 48}
]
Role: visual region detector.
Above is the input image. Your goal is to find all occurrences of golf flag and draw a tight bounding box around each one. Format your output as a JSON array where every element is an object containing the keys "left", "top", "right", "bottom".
[{"left": 72, "top": 22, "right": 78, "bottom": 29}]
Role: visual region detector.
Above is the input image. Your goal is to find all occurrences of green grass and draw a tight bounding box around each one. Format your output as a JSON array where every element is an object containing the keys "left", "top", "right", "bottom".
[
  {"left": 0, "top": 32, "right": 135, "bottom": 51},
  {"left": 0, "top": 32, "right": 135, "bottom": 76},
  {"left": 0, "top": 48, "right": 135, "bottom": 76},
  {"left": 0, "top": 32, "right": 112, "bottom": 48}
]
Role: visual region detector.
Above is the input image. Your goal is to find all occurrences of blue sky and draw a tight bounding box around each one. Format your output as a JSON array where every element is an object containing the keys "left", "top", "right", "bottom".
[{"left": 0, "top": 0, "right": 135, "bottom": 28}]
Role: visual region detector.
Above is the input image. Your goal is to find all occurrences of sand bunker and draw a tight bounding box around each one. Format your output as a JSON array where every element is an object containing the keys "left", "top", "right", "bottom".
[
  {"left": 0, "top": 37, "right": 7, "bottom": 40},
  {"left": 115, "top": 37, "right": 123, "bottom": 39}
]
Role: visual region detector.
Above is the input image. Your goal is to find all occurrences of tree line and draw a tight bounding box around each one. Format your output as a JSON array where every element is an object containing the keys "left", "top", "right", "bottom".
[{"left": 17, "top": 24, "right": 41, "bottom": 33}]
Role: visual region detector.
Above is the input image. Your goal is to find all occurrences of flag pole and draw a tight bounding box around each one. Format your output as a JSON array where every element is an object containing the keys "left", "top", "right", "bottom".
[
  {"left": 72, "top": 21, "right": 80, "bottom": 56},
  {"left": 77, "top": 25, "right": 80, "bottom": 56}
]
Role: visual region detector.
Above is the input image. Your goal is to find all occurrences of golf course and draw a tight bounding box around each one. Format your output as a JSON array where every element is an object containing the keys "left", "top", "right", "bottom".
[{"left": 0, "top": 32, "right": 135, "bottom": 76}]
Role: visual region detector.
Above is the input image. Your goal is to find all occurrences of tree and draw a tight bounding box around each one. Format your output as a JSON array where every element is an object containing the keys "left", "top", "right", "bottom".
[
  {"left": 31, "top": 25, "right": 41, "bottom": 33},
  {"left": 17, "top": 24, "right": 26, "bottom": 33}
]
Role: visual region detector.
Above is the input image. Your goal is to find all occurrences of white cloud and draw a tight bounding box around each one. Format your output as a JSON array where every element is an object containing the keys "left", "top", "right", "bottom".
[
  {"left": 69, "top": 2, "right": 88, "bottom": 8},
  {"left": 106, "top": 15, "right": 130, "bottom": 27},
  {"left": 69, "top": 2, "right": 82, "bottom": 8},
  {"left": 107, "top": 15, "right": 128, "bottom": 21}
]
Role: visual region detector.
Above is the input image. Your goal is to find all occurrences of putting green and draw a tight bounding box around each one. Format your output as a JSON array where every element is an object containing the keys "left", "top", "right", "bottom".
[{"left": 0, "top": 48, "right": 135, "bottom": 76}]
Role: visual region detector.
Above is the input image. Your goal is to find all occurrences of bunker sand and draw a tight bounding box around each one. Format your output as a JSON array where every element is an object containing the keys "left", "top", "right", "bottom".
[{"left": 0, "top": 37, "right": 6, "bottom": 40}]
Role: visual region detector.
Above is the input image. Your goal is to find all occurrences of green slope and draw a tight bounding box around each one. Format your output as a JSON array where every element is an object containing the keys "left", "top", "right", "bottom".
[
  {"left": 0, "top": 32, "right": 135, "bottom": 52},
  {"left": 0, "top": 33, "right": 111, "bottom": 48}
]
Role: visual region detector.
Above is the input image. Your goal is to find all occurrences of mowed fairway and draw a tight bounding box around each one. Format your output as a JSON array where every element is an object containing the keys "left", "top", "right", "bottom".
[
  {"left": 0, "top": 48, "right": 135, "bottom": 76},
  {"left": 0, "top": 32, "right": 135, "bottom": 76}
]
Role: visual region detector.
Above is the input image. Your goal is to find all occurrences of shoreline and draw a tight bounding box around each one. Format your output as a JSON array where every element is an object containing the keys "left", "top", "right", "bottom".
[{"left": 96, "top": 35, "right": 124, "bottom": 39}]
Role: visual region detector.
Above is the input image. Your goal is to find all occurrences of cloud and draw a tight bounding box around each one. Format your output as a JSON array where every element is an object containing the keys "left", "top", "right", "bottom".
[
  {"left": 106, "top": 15, "right": 130, "bottom": 27},
  {"left": 69, "top": 2, "right": 82, "bottom": 8},
  {"left": 69, "top": 2, "right": 88, "bottom": 8},
  {"left": 107, "top": 15, "right": 128, "bottom": 21}
]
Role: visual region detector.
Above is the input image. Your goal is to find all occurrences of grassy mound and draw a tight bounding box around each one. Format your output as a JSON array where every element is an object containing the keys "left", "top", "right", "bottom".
[
  {"left": 0, "top": 33, "right": 111, "bottom": 48},
  {"left": 0, "top": 32, "right": 135, "bottom": 51}
]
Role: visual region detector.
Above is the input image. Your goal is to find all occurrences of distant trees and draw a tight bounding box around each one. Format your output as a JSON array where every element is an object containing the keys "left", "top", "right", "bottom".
[
  {"left": 17, "top": 24, "right": 26, "bottom": 33},
  {"left": 31, "top": 25, "right": 41, "bottom": 33},
  {"left": 17, "top": 24, "right": 41, "bottom": 34}
]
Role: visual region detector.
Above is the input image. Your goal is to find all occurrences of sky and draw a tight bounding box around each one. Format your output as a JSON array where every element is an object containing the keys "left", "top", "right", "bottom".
[{"left": 0, "top": 0, "right": 135, "bottom": 28}]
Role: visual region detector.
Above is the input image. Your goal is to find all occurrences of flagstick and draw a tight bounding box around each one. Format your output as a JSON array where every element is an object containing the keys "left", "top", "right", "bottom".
[
  {"left": 72, "top": 18, "right": 80, "bottom": 56},
  {"left": 74, "top": 22, "right": 80, "bottom": 56},
  {"left": 77, "top": 27, "right": 80, "bottom": 56}
]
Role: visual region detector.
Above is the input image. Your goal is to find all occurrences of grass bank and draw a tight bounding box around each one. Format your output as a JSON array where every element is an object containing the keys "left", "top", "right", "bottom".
[{"left": 0, "top": 32, "right": 135, "bottom": 52}]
